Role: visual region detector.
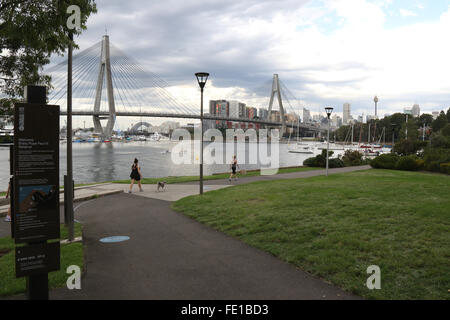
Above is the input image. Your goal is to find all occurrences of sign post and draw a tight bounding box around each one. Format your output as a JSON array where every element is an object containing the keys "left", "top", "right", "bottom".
[{"left": 13, "top": 85, "right": 60, "bottom": 300}]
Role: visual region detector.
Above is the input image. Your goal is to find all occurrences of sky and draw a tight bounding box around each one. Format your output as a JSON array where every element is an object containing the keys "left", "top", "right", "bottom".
[{"left": 50, "top": 0, "right": 450, "bottom": 129}]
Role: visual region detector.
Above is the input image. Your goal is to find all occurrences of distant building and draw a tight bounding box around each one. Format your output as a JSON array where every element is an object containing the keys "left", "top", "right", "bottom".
[
  {"left": 270, "top": 110, "right": 281, "bottom": 123},
  {"left": 343, "top": 103, "right": 351, "bottom": 125},
  {"left": 259, "top": 108, "right": 269, "bottom": 119},
  {"left": 412, "top": 104, "right": 420, "bottom": 117},
  {"left": 302, "top": 108, "right": 312, "bottom": 123},
  {"left": 247, "top": 107, "right": 257, "bottom": 119},
  {"left": 203, "top": 113, "right": 216, "bottom": 130},
  {"left": 228, "top": 100, "right": 240, "bottom": 119},
  {"left": 403, "top": 107, "right": 413, "bottom": 115},
  {"left": 238, "top": 102, "right": 246, "bottom": 118},
  {"left": 432, "top": 111, "right": 440, "bottom": 119},
  {"left": 357, "top": 115, "right": 364, "bottom": 123},
  {"left": 332, "top": 114, "right": 342, "bottom": 128},
  {"left": 210, "top": 100, "right": 229, "bottom": 128}
]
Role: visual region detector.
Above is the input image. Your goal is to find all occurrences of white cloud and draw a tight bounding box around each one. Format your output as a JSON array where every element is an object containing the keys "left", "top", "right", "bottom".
[{"left": 399, "top": 9, "right": 418, "bottom": 17}]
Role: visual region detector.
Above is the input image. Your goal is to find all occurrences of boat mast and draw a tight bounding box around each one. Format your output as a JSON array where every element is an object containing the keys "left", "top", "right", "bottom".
[{"left": 351, "top": 124, "right": 354, "bottom": 146}]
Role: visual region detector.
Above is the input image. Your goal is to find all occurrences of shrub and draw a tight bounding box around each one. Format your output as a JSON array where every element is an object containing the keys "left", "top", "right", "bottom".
[
  {"left": 394, "top": 139, "right": 427, "bottom": 156},
  {"left": 396, "top": 155, "right": 419, "bottom": 171},
  {"left": 415, "top": 159, "right": 425, "bottom": 170},
  {"left": 370, "top": 154, "right": 400, "bottom": 169},
  {"left": 303, "top": 157, "right": 320, "bottom": 167},
  {"left": 303, "top": 149, "right": 333, "bottom": 168},
  {"left": 423, "top": 147, "right": 450, "bottom": 172},
  {"left": 426, "top": 161, "right": 441, "bottom": 172},
  {"left": 341, "top": 150, "right": 364, "bottom": 167},
  {"left": 329, "top": 158, "right": 344, "bottom": 168},
  {"left": 439, "top": 163, "right": 450, "bottom": 175}
]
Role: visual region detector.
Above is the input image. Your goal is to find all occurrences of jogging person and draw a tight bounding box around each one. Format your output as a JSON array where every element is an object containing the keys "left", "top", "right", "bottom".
[{"left": 229, "top": 155, "right": 240, "bottom": 182}]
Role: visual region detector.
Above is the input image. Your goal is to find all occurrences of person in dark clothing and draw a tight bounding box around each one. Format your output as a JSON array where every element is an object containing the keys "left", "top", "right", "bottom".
[
  {"left": 229, "top": 155, "right": 239, "bottom": 182},
  {"left": 129, "top": 158, "right": 143, "bottom": 193}
]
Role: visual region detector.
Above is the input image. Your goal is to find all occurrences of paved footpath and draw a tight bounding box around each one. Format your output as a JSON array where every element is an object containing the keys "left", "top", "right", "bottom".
[{"left": 3, "top": 166, "right": 369, "bottom": 299}]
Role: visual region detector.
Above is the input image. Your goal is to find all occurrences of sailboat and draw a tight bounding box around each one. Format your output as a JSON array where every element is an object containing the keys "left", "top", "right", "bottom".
[{"left": 288, "top": 115, "right": 314, "bottom": 154}]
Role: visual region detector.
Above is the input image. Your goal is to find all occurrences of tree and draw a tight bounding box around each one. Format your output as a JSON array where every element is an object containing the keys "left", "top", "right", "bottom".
[
  {"left": 447, "top": 108, "right": 450, "bottom": 122},
  {"left": 0, "top": 0, "right": 97, "bottom": 119},
  {"left": 432, "top": 111, "right": 448, "bottom": 132},
  {"left": 399, "top": 118, "right": 419, "bottom": 141},
  {"left": 417, "top": 113, "right": 434, "bottom": 128}
]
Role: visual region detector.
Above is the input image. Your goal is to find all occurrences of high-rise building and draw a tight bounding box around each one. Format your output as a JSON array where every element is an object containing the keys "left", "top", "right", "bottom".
[
  {"left": 412, "top": 104, "right": 420, "bottom": 117},
  {"left": 302, "top": 108, "right": 311, "bottom": 123},
  {"left": 270, "top": 110, "right": 281, "bottom": 123},
  {"left": 247, "top": 107, "right": 257, "bottom": 119},
  {"left": 259, "top": 108, "right": 269, "bottom": 119},
  {"left": 332, "top": 114, "right": 342, "bottom": 127},
  {"left": 238, "top": 103, "right": 246, "bottom": 118},
  {"left": 343, "top": 103, "right": 351, "bottom": 125},
  {"left": 228, "top": 100, "right": 240, "bottom": 119}
]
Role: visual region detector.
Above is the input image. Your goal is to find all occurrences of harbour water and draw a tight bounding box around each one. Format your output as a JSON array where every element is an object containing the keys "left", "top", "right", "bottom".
[{"left": 0, "top": 140, "right": 349, "bottom": 189}]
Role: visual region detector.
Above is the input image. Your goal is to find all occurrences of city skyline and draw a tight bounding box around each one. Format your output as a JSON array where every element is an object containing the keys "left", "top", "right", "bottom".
[{"left": 45, "top": 0, "right": 450, "bottom": 129}]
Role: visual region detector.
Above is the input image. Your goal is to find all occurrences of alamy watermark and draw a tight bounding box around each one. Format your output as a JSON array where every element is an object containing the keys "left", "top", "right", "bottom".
[
  {"left": 66, "top": 5, "right": 81, "bottom": 31},
  {"left": 366, "top": 265, "right": 381, "bottom": 290},
  {"left": 66, "top": 265, "right": 81, "bottom": 290},
  {"left": 170, "top": 128, "right": 280, "bottom": 175}
]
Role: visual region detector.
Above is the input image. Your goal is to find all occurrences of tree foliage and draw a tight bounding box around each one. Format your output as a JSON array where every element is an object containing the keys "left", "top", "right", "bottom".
[{"left": 0, "top": 0, "right": 97, "bottom": 119}]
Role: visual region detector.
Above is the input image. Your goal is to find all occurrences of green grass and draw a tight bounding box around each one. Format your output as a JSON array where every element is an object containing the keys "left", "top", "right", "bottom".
[
  {"left": 172, "top": 169, "right": 450, "bottom": 300},
  {"left": 113, "top": 166, "right": 319, "bottom": 185},
  {"left": 0, "top": 223, "right": 84, "bottom": 297}
]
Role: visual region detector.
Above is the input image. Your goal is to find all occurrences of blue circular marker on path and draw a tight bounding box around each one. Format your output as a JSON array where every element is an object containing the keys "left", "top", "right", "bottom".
[{"left": 100, "top": 236, "right": 130, "bottom": 243}]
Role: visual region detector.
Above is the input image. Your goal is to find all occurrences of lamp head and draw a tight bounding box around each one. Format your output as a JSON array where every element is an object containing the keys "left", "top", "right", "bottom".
[
  {"left": 195, "top": 72, "right": 209, "bottom": 89},
  {"left": 325, "top": 107, "right": 334, "bottom": 119}
]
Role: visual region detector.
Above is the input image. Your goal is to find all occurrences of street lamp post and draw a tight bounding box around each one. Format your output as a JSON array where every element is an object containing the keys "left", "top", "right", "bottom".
[
  {"left": 325, "top": 107, "right": 334, "bottom": 177},
  {"left": 195, "top": 72, "right": 209, "bottom": 195},
  {"left": 67, "top": 32, "right": 74, "bottom": 241}
]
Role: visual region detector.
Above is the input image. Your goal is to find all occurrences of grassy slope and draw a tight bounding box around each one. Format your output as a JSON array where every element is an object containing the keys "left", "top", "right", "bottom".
[
  {"left": 172, "top": 169, "right": 450, "bottom": 299},
  {"left": 113, "top": 166, "right": 319, "bottom": 185},
  {"left": 0, "top": 223, "right": 83, "bottom": 297}
]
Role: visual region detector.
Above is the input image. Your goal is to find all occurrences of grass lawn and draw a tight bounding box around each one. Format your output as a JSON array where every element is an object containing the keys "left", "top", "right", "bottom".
[
  {"left": 0, "top": 223, "right": 84, "bottom": 297},
  {"left": 172, "top": 169, "right": 450, "bottom": 300},
  {"left": 113, "top": 166, "right": 319, "bottom": 185}
]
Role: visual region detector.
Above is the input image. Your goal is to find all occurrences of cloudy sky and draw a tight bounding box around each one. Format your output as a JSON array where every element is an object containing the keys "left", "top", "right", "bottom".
[{"left": 53, "top": 0, "right": 450, "bottom": 129}]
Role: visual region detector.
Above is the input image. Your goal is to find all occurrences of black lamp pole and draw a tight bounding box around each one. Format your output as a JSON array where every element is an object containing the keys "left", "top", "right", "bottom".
[
  {"left": 67, "top": 32, "right": 74, "bottom": 241},
  {"left": 195, "top": 72, "right": 209, "bottom": 195},
  {"left": 325, "top": 107, "right": 334, "bottom": 177}
]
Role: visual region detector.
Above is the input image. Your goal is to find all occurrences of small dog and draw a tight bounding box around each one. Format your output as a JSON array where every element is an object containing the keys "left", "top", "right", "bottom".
[{"left": 156, "top": 181, "right": 167, "bottom": 192}]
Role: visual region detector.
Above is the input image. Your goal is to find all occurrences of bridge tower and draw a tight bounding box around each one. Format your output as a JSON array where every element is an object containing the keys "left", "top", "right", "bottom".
[
  {"left": 93, "top": 35, "right": 116, "bottom": 139},
  {"left": 267, "top": 74, "right": 286, "bottom": 134}
]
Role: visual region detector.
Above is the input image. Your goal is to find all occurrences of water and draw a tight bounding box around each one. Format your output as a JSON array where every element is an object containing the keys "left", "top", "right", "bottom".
[{"left": 0, "top": 141, "right": 345, "bottom": 189}]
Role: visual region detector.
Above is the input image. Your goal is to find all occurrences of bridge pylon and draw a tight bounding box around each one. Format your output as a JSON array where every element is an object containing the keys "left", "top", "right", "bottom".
[
  {"left": 93, "top": 35, "right": 116, "bottom": 139},
  {"left": 267, "top": 74, "right": 286, "bottom": 134}
]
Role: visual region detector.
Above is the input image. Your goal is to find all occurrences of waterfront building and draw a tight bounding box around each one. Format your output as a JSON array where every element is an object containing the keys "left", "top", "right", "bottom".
[
  {"left": 303, "top": 108, "right": 312, "bottom": 123},
  {"left": 343, "top": 103, "right": 351, "bottom": 125},
  {"left": 259, "top": 108, "right": 269, "bottom": 119},
  {"left": 247, "top": 107, "right": 258, "bottom": 119}
]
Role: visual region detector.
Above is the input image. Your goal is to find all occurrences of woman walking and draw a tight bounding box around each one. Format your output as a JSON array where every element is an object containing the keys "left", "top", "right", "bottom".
[
  {"left": 129, "top": 158, "right": 143, "bottom": 193},
  {"left": 229, "top": 155, "right": 240, "bottom": 182}
]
